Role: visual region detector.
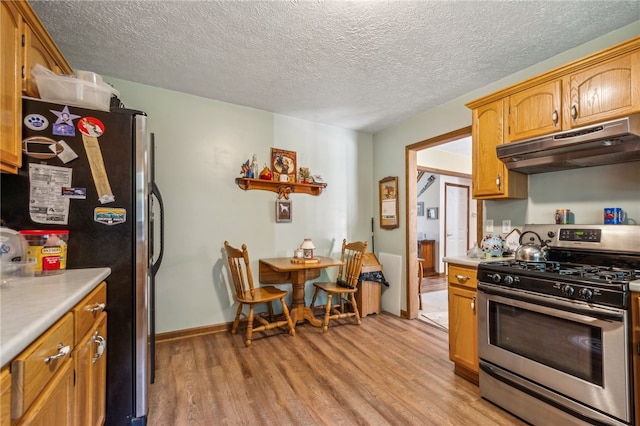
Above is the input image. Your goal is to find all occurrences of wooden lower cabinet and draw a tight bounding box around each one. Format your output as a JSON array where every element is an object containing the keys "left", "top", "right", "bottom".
[
  {"left": 16, "top": 360, "right": 74, "bottom": 426},
  {"left": 75, "top": 313, "right": 107, "bottom": 426},
  {"left": 447, "top": 263, "right": 479, "bottom": 384},
  {"left": 1, "top": 367, "right": 10, "bottom": 426},
  {"left": 632, "top": 292, "right": 639, "bottom": 426},
  {"left": 2, "top": 281, "right": 107, "bottom": 426}
]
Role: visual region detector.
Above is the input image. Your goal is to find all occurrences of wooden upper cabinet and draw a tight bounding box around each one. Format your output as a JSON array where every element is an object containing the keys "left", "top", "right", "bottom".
[
  {"left": 508, "top": 79, "right": 562, "bottom": 142},
  {"left": 1, "top": 2, "right": 22, "bottom": 173},
  {"left": 566, "top": 50, "right": 640, "bottom": 128},
  {"left": 0, "top": 1, "right": 71, "bottom": 175},
  {"left": 472, "top": 99, "right": 528, "bottom": 199}
]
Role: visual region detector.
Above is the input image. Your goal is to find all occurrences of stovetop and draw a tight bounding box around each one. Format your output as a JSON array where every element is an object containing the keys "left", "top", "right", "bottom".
[{"left": 476, "top": 224, "right": 640, "bottom": 309}]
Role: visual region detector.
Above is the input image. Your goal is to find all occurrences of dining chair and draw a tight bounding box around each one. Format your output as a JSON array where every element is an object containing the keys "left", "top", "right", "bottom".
[
  {"left": 224, "top": 241, "right": 295, "bottom": 346},
  {"left": 310, "top": 239, "right": 368, "bottom": 333}
]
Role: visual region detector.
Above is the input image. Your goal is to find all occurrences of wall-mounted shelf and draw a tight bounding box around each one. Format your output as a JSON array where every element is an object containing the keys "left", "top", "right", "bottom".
[{"left": 235, "top": 177, "right": 327, "bottom": 199}]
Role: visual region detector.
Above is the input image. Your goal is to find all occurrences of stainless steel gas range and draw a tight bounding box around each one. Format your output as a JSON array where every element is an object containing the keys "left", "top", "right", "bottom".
[{"left": 477, "top": 224, "right": 639, "bottom": 426}]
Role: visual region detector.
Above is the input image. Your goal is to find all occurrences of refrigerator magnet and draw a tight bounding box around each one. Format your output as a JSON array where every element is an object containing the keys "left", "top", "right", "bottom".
[
  {"left": 61, "top": 187, "right": 86, "bottom": 199},
  {"left": 94, "top": 208, "right": 126, "bottom": 226},
  {"left": 78, "top": 117, "right": 105, "bottom": 137},
  {"left": 52, "top": 140, "right": 78, "bottom": 163},
  {"left": 51, "top": 106, "right": 80, "bottom": 136},
  {"left": 24, "top": 114, "right": 49, "bottom": 131}
]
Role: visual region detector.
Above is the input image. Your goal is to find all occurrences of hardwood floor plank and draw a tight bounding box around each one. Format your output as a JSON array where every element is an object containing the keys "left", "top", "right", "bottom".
[{"left": 148, "top": 313, "right": 526, "bottom": 425}]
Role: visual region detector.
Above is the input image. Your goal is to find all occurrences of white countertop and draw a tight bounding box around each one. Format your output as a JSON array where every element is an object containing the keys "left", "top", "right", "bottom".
[
  {"left": 442, "top": 255, "right": 512, "bottom": 267},
  {"left": 0, "top": 267, "right": 111, "bottom": 367},
  {"left": 631, "top": 280, "right": 640, "bottom": 292}
]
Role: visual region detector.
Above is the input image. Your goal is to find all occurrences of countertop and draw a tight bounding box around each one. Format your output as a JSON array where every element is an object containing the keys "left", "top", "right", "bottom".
[
  {"left": 631, "top": 281, "right": 640, "bottom": 292},
  {"left": 442, "top": 255, "right": 512, "bottom": 268},
  {"left": 0, "top": 267, "right": 111, "bottom": 367}
]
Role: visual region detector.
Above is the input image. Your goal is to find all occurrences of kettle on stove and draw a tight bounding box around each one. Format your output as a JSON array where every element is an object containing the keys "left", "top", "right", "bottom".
[{"left": 515, "top": 231, "right": 549, "bottom": 262}]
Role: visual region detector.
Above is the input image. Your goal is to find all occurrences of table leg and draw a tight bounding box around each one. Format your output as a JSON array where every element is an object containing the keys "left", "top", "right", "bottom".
[{"left": 289, "top": 270, "right": 322, "bottom": 327}]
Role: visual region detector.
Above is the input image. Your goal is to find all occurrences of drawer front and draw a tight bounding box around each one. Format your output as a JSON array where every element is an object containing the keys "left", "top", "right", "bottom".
[
  {"left": 11, "top": 312, "right": 73, "bottom": 419},
  {"left": 1, "top": 367, "right": 10, "bottom": 426},
  {"left": 73, "top": 282, "right": 106, "bottom": 344},
  {"left": 448, "top": 264, "right": 477, "bottom": 289}
]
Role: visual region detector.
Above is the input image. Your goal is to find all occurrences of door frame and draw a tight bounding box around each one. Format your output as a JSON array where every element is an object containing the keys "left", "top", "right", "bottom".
[{"left": 404, "top": 126, "right": 482, "bottom": 319}]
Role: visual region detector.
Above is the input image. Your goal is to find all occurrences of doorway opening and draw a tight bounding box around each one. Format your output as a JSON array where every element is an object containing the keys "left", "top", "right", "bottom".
[{"left": 405, "top": 126, "right": 482, "bottom": 321}]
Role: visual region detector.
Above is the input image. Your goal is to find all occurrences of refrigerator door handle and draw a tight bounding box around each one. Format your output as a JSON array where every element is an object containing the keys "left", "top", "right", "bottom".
[{"left": 150, "top": 181, "right": 164, "bottom": 275}]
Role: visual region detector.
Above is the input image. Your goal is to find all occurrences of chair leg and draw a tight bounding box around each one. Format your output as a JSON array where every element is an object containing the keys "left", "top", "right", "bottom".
[
  {"left": 310, "top": 287, "right": 319, "bottom": 309},
  {"left": 350, "top": 293, "right": 361, "bottom": 325},
  {"left": 267, "top": 301, "right": 275, "bottom": 322},
  {"left": 323, "top": 293, "right": 333, "bottom": 334},
  {"left": 245, "top": 305, "right": 255, "bottom": 347},
  {"left": 418, "top": 262, "right": 424, "bottom": 310},
  {"left": 231, "top": 303, "right": 243, "bottom": 335},
  {"left": 280, "top": 297, "right": 295, "bottom": 336}
]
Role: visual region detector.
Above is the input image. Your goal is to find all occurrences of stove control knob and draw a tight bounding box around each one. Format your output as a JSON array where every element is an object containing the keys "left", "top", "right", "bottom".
[
  {"left": 504, "top": 275, "right": 514, "bottom": 286},
  {"left": 547, "top": 231, "right": 556, "bottom": 238},
  {"left": 562, "top": 285, "right": 575, "bottom": 296},
  {"left": 491, "top": 273, "right": 501, "bottom": 283},
  {"left": 579, "top": 288, "right": 593, "bottom": 300}
]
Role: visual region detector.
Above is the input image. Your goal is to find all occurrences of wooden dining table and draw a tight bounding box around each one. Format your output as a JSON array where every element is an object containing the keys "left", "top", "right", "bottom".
[{"left": 258, "top": 256, "right": 343, "bottom": 327}]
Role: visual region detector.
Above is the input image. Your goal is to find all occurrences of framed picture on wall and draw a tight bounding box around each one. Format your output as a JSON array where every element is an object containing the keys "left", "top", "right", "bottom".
[
  {"left": 271, "top": 148, "right": 297, "bottom": 183},
  {"left": 379, "top": 176, "right": 399, "bottom": 229},
  {"left": 417, "top": 201, "right": 424, "bottom": 217},
  {"left": 276, "top": 199, "right": 292, "bottom": 223},
  {"left": 426, "top": 207, "right": 438, "bottom": 220}
]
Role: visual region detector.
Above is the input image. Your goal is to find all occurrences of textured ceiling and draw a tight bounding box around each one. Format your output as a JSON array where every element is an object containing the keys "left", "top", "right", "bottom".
[{"left": 31, "top": 0, "right": 640, "bottom": 134}]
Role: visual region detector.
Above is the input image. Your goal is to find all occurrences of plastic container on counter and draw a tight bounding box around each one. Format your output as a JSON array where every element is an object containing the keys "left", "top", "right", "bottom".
[{"left": 19, "top": 230, "right": 69, "bottom": 276}]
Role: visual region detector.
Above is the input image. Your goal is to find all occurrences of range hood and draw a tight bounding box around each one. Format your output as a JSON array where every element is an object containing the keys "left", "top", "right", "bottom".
[{"left": 496, "top": 114, "right": 640, "bottom": 174}]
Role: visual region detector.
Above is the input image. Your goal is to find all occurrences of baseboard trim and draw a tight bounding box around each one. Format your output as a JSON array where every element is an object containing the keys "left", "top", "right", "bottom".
[{"left": 156, "top": 322, "right": 231, "bottom": 343}]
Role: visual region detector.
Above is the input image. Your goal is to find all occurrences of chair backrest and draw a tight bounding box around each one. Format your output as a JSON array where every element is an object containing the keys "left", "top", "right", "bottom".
[
  {"left": 224, "top": 241, "right": 255, "bottom": 300},
  {"left": 337, "top": 239, "right": 368, "bottom": 287}
]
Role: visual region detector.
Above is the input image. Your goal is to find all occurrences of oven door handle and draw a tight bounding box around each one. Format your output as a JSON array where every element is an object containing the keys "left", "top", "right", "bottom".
[{"left": 478, "top": 282, "right": 624, "bottom": 322}]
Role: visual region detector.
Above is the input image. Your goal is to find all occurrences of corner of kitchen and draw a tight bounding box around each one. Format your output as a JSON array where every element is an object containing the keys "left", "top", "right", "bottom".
[{"left": 1, "top": 1, "right": 640, "bottom": 426}]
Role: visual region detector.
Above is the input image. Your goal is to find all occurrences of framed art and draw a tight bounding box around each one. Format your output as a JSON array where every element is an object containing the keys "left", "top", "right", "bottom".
[
  {"left": 271, "top": 148, "right": 297, "bottom": 183},
  {"left": 426, "top": 207, "right": 438, "bottom": 220},
  {"left": 276, "top": 199, "right": 292, "bottom": 223},
  {"left": 379, "top": 176, "right": 399, "bottom": 229},
  {"left": 417, "top": 201, "right": 424, "bottom": 217}
]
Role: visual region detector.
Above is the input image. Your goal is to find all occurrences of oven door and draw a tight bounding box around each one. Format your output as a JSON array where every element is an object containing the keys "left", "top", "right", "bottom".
[{"left": 478, "top": 282, "right": 631, "bottom": 424}]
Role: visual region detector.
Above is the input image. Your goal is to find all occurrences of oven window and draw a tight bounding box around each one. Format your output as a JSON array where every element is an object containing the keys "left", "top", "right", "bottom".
[{"left": 488, "top": 301, "right": 603, "bottom": 386}]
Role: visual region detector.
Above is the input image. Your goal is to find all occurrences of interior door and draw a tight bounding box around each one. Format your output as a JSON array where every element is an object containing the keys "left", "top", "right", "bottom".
[{"left": 445, "top": 183, "right": 469, "bottom": 257}]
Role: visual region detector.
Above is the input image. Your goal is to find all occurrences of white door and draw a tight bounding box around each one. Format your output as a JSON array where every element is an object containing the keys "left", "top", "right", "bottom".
[{"left": 445, "top": 183, "right": 469, "bottom": 257}]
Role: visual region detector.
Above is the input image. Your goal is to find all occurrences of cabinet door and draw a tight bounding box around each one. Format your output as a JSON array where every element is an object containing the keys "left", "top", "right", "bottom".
[
  {"left": 0, "top": 1, "right": 22, "bottom": 173},
  {"left": 632, "top": 292, "right": 640, "bottom": 426},
  {"left": 472, "top": 99, "right": 528, "bottom": 200},
  {"left": 508, "top": 80, "right": 562, "bottom": 142},
  {"left": 21, "top": 21, "right": 66, "bottom": 97},
  {"left": 567, "top": 51, "right": 640, "bottom": 127},
  {"left": 448, "top": 285, "right": 478, "bottom": 374},
  {"left": 16, "top": 359, "right": 74, "bottom": 426},
  {"left": 1, "top": 367, "right": 10, "bottom": 426},
  {"left": 75, "top": 313, "right": 107, "bottom": 426}
]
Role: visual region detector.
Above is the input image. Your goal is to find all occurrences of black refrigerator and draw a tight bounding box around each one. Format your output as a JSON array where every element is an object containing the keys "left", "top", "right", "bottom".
[{"left": 0, "top": 97, "right": 164, "bottom": 425}]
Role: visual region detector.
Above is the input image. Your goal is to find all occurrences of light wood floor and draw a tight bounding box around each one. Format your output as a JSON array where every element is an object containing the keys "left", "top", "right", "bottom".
[{"left": 148, "top": 313, "right": 527, "bottom": 425}]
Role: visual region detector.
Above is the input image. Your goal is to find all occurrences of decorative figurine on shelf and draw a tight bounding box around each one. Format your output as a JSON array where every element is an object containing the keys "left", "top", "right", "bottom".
[
  {"left": 240, "top": 159, "right": 253, "bottom": 178},
  {"left": 299, "top": 167, "right": 311, "bottom": 184},
  {"left": 259, "top": 164, "right": 272, "bottom": 180},
  {"left": 251, "top": 154, "right": 259, "bottom": 179},
  {"left": 311, "top": 175, "right": 325, "bottom": 184}
]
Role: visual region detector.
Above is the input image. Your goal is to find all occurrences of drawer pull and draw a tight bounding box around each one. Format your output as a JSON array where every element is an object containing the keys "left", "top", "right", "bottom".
[
  {"left": 44, "top": 344, "right": 70, "bottom": 364},
  {"left": 89, "top": 303, "right": 106, "bottom": 314},
  {"left": 471, "top": 296, "right": 476, "bottom": 313},
  {"left": 92, "top": 333, "right": 106, "bottom": 365},
  {"left": 455, "top": 274, "right": 470, "bottom": 283}
]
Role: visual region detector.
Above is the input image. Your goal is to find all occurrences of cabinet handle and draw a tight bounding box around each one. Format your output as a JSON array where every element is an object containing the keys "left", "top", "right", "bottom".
[
  {"left": 495, "top": 174, "right": 501, "bottom": 191},
  {"left": 89, "top": 302, "right": 106, "bottom": 314},
  {"left": 471, "top": 297, "right": 476, "bottom": 313},
  {"left": 455, "top": 274, "right": 470, "bottom": 283},
  {"left": 92, "top": 332, "right": 106, "bottom": 365},
  {"left": 570, "top": 104, "right": 578, "bottom": 122},
  {"left": 44, "top": 343, "right": 70, "bottom": 364},
  {"left": 551, "top": 109, "right": 559, "bottom": 126}
]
